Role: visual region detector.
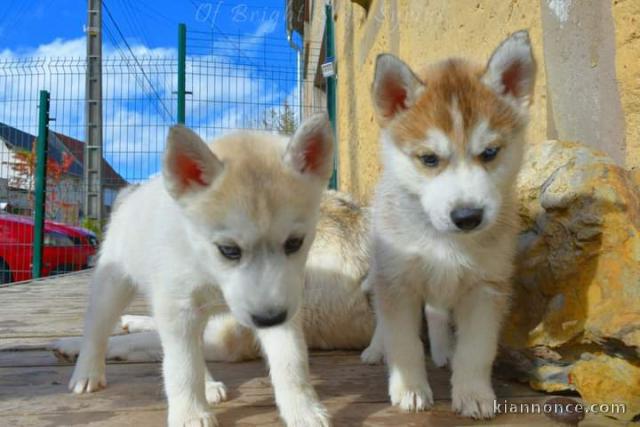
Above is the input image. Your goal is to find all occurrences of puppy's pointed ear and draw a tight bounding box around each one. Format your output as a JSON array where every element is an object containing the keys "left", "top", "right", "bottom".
[
  {"left": 283, "top": 113, "right": 334, "bottom": 181},
  {"left": 483, "top": 30, "right": 536, "bottom": 108},
  {"left": 163, "top": 125, "right": 223, "bottom": 199},
  {"left": 372, "top": 54, "right": 425, "bottom": 126}
]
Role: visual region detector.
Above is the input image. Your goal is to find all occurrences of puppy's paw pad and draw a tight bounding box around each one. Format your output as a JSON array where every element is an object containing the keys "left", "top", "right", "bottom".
[
  {"left": 452, "top": 385, "right": 496, "bottom": 419},
  {"left": 360, "top": 345, "right": 383, "bottom": 365},
  {"left": 390, "top": 384, "right": 434, "bottom": 412},
  {"left": 49, "top": 338, "right": 82, "bottom": 361},
  {"left": 205, "top": 380, "right": 227, "bottom": 404},
  {"left": 69, "top": 374, "right": 106, "bottom": 394}
]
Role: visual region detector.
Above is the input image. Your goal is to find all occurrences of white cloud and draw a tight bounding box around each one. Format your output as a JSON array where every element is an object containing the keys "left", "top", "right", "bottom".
[
  {"left": 253, "top": 19, "right": 277, "bottom": 38},
  {"left": 0, "top": 35, "right": 303, "bottom": 182}
]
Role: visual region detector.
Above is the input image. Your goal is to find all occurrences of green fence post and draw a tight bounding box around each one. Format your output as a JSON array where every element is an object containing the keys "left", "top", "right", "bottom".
[
  {"left": 33, "top": 90, "right": 50, "bottom": 279},
  {"left": 325, "top": 4, "right": 338, "bottom": 190},
  {"left": 177, "top": 23, "right": 187, "bottom": 125}
]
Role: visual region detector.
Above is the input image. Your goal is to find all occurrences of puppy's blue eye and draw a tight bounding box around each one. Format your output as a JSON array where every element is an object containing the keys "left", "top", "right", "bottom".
[
  {"left": 217, "top": 244, "right": 242, "bottom": 260},
  {"left": 419, "top": 154, "right": 439, "bottom": 167},
  {"left": 284, "top": 237, "right": 304, "bottom": 255},
  {"left": 480, "top": 147, "right": 500, "bottom": 162}
]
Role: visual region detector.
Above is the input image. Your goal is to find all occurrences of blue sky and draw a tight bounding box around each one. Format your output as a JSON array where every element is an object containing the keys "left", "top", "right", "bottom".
[
  {"left": 0, "top": 0, "right": 292, "bottom": 52},
  {"left": 0, "top": 1, "right": 309, "bottom": 182}
]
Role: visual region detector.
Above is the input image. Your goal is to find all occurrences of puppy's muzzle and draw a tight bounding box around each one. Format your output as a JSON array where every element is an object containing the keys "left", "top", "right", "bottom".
[{"left": 251, "top": 309, "right": 288, "bottom": 328}]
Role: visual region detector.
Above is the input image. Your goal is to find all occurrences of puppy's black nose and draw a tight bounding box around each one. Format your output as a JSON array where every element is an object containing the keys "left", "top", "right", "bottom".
[
  {"left": 450, "top": 208, "right": 484, "bottom": 231},
  {"left": 251, "top": 310, "right": 288, "bottom": 328}
]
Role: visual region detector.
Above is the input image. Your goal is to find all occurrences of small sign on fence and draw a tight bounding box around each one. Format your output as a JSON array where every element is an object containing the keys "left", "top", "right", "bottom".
[{"left": 321, "top": 57, "right": 336, "bottom": 78}]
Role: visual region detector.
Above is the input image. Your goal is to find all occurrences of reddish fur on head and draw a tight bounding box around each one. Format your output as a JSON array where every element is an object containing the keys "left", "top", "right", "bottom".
[{"left": 389, "top": 59, "right": 526, "bottom": 149}]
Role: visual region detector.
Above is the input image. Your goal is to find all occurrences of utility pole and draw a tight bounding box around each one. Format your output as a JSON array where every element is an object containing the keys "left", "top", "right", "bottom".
[{"left": 85, "top": 0, "right": 103, "bottom": 224}]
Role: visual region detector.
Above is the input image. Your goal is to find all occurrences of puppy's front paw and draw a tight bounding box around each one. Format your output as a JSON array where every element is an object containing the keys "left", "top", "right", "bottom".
[
  {"left": 452, "top": 382, "right": 496, "bottom": 419},
  {"left": 205, "top": 380, "right": 227, "bottom": 404},
  {"left": 50, "top": 337, "right": 83, "bottom": 362},
  {"left": 389, "top": 378, "right": 433, "bottom": 412},
  {"left": 360, "top": 344, "right": 383, "bottom": 365},
  {"left": 280, "top": 396, "right": 330, "bottom": 427},
  {"left": 69, "top": 367, "right": 107, "bottom": 393},
  {"left": 169, "top": 412, "right": 218, "bottom": 427}
]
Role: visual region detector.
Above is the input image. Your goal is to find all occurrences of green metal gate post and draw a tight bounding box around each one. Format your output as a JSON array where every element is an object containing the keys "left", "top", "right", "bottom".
[
  {"left": 177, "top": 23, "right": 187, "bottom": 125},
  {"left": 325, "top": 3, "right": 338, "bottom": 190},
  {"left": 33, "top": 90, "right": 51, "bottom": 279}
]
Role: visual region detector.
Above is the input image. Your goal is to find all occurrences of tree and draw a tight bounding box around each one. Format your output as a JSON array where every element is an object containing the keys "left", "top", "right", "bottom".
[
  {"left": 258, "top": 101, "right": 297, "bottom": 135},
  {"left": 8, "top": 138, "right": 74, "bottom": 219},
  {"left": 275, "top": 101, "right": 296, "bottom": 135}
]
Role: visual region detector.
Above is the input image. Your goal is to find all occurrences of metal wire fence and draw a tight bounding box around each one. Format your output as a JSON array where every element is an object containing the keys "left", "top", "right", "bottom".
[{"left": 0, "top": 26, "right": 324, "bottom": 284}]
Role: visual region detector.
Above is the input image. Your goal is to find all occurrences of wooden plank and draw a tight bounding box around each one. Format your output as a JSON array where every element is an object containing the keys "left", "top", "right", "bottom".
[
  {"left": 0, "top": 271, "right": 227, "bottom": 340},
  {"left": 1, "top": 404, "right": 625, "bottom": 427},
  {"left": 1, "top": 402, "right": 585, "bottom": 427},
  {"left": 0, "top": 273, "right": 627, "bottom": 426},
  {"left": 0, "top": 352, "right": 550, "bottom": 417},
  {"left": 0, "top": 271, "right": 149, "bottom": 339},
  {"left": 0, "top": 348, "right": 542, "bottom": 398}
]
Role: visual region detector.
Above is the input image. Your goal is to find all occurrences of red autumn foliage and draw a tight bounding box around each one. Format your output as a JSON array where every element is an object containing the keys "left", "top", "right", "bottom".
[{"left": 9, "top": 138, "right": 74, "bottom": 219}]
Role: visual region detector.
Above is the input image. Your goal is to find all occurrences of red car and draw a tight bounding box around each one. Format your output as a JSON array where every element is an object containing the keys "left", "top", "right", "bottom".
[{"left": 0, "top": 214, "right": 98, "bottom": 284}]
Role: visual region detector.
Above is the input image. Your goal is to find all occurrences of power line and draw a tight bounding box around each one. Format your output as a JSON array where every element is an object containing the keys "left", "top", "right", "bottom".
[
  {"left": 102, "top": 18, "right": 174, "bottom": 126},
  {"left": 117, "top": 0, "right": 152, "bottom": 48},
  {"left": 0, "top": 0, "right": 40, "bottom": 44},
  {"left": 130, "top": 0, "right": 177, "bottom": 26},
  {"left": 103, "top": 0, "right": 174, "bottom": 123}
]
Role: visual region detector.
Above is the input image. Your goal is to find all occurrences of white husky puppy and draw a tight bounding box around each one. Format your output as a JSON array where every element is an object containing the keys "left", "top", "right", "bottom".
[
  {"left": 54, "top": 191, "right": 374, "bottom": 364},
  {"left": 362, "top": 31, "right": 536, "bottom": 419},
  {"left": 66, "top": 114, "right": 336, "bottom": 427}
]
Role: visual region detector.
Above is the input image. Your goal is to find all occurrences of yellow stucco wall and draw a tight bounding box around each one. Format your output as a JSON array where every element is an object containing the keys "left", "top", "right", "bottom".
[
  {"left": 331, "top": 0, "right": 639, "bottom": 201},
  {"left": 613, "top": 0, "right": 640, "bottom": 171}
]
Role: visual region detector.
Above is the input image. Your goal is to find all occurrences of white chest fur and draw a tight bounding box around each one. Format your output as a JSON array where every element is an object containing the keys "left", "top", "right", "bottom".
[{"left": 372, "top": 178, "right": 516, "bottom": 310}]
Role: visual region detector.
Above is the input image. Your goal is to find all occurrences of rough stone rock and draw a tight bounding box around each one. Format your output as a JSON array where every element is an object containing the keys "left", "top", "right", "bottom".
[
  {"left": 501, "top": 140, "right": 640, "bottom": 420},
  {"left": 570, "top": 353, "right": 640, "bottom": 422}
]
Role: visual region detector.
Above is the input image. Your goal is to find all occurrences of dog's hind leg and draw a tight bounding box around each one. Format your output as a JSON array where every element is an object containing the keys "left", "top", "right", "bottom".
[
  {"left": 425, "top": 305, "right": 452, "bottom": 368},
  {"left": 202, "top": 313, "right": 260, "bottom": 362},
  {"left": 52, "top": 330, "right": 163, "bottom": 363},
  {"left": 360, "top": 322, "right": 384, "bottom": 364},
  {"left": 204, "top": 367, "right": 228, "bottom": 404},
  {"left": 120, "top": 314, "right": 156, "bottom": 333},
  {"left": 68, "top": 263, "right": 135, "bottom": 393}
]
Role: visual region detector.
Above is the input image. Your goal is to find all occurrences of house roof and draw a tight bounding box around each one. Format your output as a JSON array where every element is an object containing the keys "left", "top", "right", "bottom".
[
  {"left": 54, "top": 133, "right": 128, "bottom": 189},
  {"left": 0, "top": 122, "right": 127, "bottom": 189},
  {"left": 0, "top": 122, "right": 83, "bottom": 177},
  {"left": 286, "top": 0, "right": 305, "bottom": 36}
]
